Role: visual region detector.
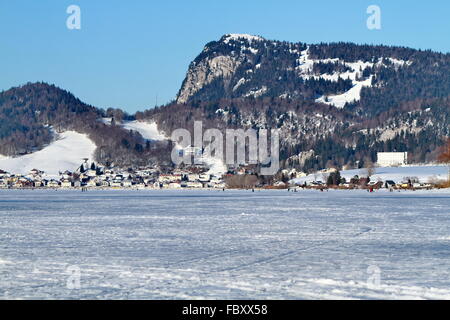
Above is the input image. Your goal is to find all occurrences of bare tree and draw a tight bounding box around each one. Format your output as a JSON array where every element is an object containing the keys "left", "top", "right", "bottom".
[
  {"left": 364, "top": 157, "right": 376, "bottom": 177},
  {"left": 438, "top": 137, "right": 450, "bottom": 184}
]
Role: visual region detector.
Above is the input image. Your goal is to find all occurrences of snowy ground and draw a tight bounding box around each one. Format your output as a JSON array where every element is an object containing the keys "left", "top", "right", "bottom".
[
  {"left": 292, "top": 165, "right": 449, "bottom": 185},
  {"left": 100, "top": 118, "right": 168, "bottom": 141},
  {"left": 0, "top": 131, "right": 96, "bottom": 176},
  {"left": 1, "top": 188, "right": 450, "bottom": 300},
  {"left": 121, "top": 120, "right": 168, "bottom": 141}
]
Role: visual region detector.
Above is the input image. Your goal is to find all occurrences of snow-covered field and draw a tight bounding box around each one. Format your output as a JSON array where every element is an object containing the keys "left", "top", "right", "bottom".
[
  {"left": 292, "top": 165, "right": 448, "bottom": 185},
  {"left": 0, "top": 131, "right": 96, "bottom": 176},
  {"left": 1, "top": 188, "right": 450, "bottom": 300}
]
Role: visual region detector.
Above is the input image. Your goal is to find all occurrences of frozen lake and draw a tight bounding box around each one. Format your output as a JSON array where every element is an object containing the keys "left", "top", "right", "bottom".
[{"left": 1, "top": 188, "right": 450, "bottom": 299}]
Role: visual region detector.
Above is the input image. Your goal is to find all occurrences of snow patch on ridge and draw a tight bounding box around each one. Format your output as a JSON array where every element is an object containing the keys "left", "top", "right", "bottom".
[
  {"left": 315, "top": 76, "right": 373, "bottom": 109},
  {"left": 223, "top": 34, "right": 264, "bottom": 44},
  {"left": 296, "top": 47, "right": 410, "bottom": 108},
  {"left": 100, "top": 119, "right": 167, "bottom": 141},
  {"left": 121, "top": 120, "right": 167, "bottom": 141}
]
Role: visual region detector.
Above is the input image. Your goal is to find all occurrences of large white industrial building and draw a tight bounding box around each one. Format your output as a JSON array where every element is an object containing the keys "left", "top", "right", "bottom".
[{"left": 377, "top": 152, "right": 408, "bottom": 167}]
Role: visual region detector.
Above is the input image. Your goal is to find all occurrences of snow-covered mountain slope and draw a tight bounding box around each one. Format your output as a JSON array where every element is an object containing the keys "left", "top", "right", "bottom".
[
  {"left": 0, "top": 131, "right": 96, "bottom": 176},
  {"left": 291, "top": 165, "right": 449, "bottom": 185},
  {"left": 297, "top": 50, "right": 384, "bottom": 108},
  {"left": 101, "top": 118, "right": 167, "bottom": 141},
  {"left": 121, "top": 120, "right": 167, "bottom": 141}
]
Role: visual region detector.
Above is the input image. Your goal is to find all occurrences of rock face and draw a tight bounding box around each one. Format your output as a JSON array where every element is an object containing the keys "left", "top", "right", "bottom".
[
  {"left": 177, "top": 34, "right": 266, "bottom": 104},
  {"left": 177, "top": 55, "right": 241, "bottom": 104}
]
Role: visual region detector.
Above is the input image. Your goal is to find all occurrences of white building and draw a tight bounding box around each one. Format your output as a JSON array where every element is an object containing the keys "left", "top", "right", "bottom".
[
  {"left": 187, "top": 174, "right": 200, "bottom": 182},
  {"left": 168, "top": 182, "right": 182, "bottom": 189},
  {"left": 377, "top": 152, "right": 408, "bottom": 167},
  {"left": 86, "top": 179, "right": 97, "bottom": 187},
  {"left": 198, "top": 174, "right": 211, "bottom": 182},
  {"left": 61, "top": 180, "right": 72, "bottom": 188},
  {"left": 186, "top": 181, "right": 203, "bottom": 188}
]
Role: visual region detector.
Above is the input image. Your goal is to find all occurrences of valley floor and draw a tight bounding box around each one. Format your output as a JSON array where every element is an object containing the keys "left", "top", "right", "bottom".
[{"left": 0, "top": 189, "right": 450, "bottom": 299}]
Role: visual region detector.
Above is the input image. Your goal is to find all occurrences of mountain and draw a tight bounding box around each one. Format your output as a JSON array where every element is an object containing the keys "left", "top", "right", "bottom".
[
  {"left": 176, "top": 34, "right": 450, "bottom": 116},
  {"left": 0, "top": 35, "right": 449, "bottom": 173},
  {"left": 143, "top": 34, "right": 450, "bottom": 171}
]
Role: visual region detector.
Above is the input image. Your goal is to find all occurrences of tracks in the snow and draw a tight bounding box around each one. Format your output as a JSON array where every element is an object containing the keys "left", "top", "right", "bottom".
[
  {"left": 166, "top": 226, "right": 374, "bottom": 274},
  {"left": 212, "top": 241, "right": 332, "bottom": 273}
]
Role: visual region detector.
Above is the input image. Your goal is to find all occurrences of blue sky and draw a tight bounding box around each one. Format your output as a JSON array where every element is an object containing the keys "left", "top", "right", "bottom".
[{"left": 1, "top": 0, "right": 449, "bottom": 113}]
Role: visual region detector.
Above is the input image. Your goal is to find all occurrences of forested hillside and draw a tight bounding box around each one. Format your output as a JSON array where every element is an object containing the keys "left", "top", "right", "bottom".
[{"left": 0, "top": 83, "right": 171, "bottom": 167}]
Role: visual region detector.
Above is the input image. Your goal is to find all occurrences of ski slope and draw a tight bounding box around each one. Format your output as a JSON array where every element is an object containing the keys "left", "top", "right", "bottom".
[
  {"left": 1, "top": 189, "right": 450, "bottom": 299},
  {"left": 296, "top": 47, "right": 410, "bottom": 109},
  {"left": 0, "top": 131, "right": 96, "bottom": 176},
  {"left": 101, "top": 118, "right": 167, "bottom": 141},
  {"left": 121, "top": 120, "right": 167, "bottom": 141},
  {"left": 315, "top": 76, "right": 373, "bottom": 109}
]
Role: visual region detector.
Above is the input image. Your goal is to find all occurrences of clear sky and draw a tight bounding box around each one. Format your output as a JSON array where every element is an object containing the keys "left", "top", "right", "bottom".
[{"left": 1, "top": 0, "right": 449, "bottom": 113}]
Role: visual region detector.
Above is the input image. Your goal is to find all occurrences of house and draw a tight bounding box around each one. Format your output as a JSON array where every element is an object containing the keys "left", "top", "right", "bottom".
[
  {"left": 368, "top": 181, "right": 383, "bottom": 189},
  {"left": 198, "top": 174, "right": 210, "bottom": 182},
  {"left": 158, "top": 174, "right": 181, "bottom": 183},
  {"left": 181, "top": 145, "right": 202, "bottom": 157},
  {"left": 168, "top": 182, "right": 182, "bottom": 189},
  {"left": 0, "top": 179, "right": 8, "bottom": 188},
  {"left": 122, "top": 179, "right": 133, "bottom": 187},
  {"left": 61, "top": 171, "right": 72, "bottom": 180},
  {"left": 86, "top": 169, "right": 97, "bottom": 178},
  {"left": 61, "top": 180, "right": 72, "bottom": 188},
  {"left": 29, "top": 168, "right": 44, "bottom": 176},
  {"left": 99, "top": 180, "right": 109, "bottom": 187},
  {"left": 294, "top": 171, "right": 307, "bottom": 179},
  {"left": 273, "top": 181, "right": 286, "bottom": 187},
  {"left": 385, "top": 180, "right": 396, "bottom": 188},
  {"left": 32, "top": 180, "right": 42, "bottom": 187},
  {"left": 400, "top": 183, "right": 411, "bottom": 189},
  {"left": 86, "top": 179, "right": 97, "bottom": 187},
  {"left": 14, "top": 177, "right": 33, "bottom": 188},
  {"left": 47, "top": 180, "right": 60, "bottom": 188},
  {"left": 212, "top": 182, "right": 226, "bottom": 189},
  {"left": 187, "top": 174, "right": 200, "bottom": 182},
  {"left": 110, "top": 181, "right": 122, "bottom": 187},
  {"left": 186, "top": 181, "right": 203, "bottom": 188},
  {"left": 359, "top": 177, "right": 370, "bottom": 187}
]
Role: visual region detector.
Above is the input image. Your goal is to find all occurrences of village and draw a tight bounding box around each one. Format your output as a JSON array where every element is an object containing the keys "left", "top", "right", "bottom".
[
  {"left": 0, "top": 159, "right": 229, "bottom": 190},
  {"left": 0, "top": 152, "right": 447, "bottom": 191}
]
